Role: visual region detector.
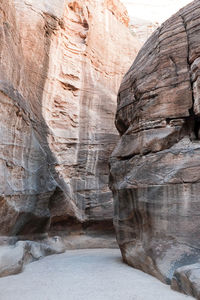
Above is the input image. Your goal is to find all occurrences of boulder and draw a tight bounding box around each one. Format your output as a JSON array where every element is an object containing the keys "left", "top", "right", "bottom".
[
  {"left": 172, "top": 263, "right": 200, "bottom": 298},
  {"left": 110, "top": 0, "right": 200, "bottom": 296}
]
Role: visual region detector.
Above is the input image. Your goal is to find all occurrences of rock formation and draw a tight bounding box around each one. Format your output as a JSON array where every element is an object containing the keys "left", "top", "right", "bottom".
[
  {"left": 0, "top": 0, "right": 140, "bottom": 254},
  {"left": 110, "top": 0, "right": 200, "bottom": 297},
  {"left": 129, "top": 18, "right": 159, "bottom": 45},
  {"left": 121, "top": 0, "right": 192, "bottom": 44}
]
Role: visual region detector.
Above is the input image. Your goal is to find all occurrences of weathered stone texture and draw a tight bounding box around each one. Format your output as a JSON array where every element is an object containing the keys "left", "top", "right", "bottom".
[
  {"left": 110, "top": 0, "right": 200, "bottom": 297},
  {"left": 0, "top": 0, "right": 140, "bottom": 240},
  {"left": 171, "top": 263, "right": 200, "bottom": 298}
]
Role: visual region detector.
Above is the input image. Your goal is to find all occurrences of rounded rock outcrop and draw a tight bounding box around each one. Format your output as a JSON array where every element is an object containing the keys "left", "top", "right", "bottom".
[{"left": 110, "top": 0, "right": 200, "bottom": 297}]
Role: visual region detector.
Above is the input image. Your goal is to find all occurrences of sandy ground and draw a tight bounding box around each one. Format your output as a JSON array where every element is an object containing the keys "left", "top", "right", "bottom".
[{"left": 0, "top": 249, "right": 194, "bottom": 300}]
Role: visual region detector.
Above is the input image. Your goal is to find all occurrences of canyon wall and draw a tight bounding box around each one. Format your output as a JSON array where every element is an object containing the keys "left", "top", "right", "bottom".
[
  {"left": 121, "top": 0, "right": 192, "bottom": 44},
  {"left": 0, "top": 0, "right": 140, "bottom": 243},
  {"left": 110, "top": 0, "right": 200, "bottom": 297}
]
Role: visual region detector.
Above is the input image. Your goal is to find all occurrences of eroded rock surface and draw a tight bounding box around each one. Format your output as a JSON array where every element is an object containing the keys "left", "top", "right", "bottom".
[
  {"left": 0, "top": 0, "right": 140, "bottom": 243},
  {"left": 172, "top": 263, "right": 200, "bottom": 299},
  {"left": 110, "top": 0, "right": 200, "bottom": 297},
  {"left": 121, "top": 0, "right": 192, "bottom": 44}
]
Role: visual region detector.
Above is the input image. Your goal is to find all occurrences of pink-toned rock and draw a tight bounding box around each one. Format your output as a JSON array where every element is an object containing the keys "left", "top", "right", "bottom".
[
  {"left": 0, "top": 0, "right": 140, "bottom": 240},
  {"left": 104, "top": 0, "right": 130, "bottom": 26}
]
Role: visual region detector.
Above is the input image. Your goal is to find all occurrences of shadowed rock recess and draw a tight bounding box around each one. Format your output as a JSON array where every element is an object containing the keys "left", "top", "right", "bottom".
[
  {"left": 0, "top": 0, "right": 140, "bottom": 275},
  {"left": 110, "top": 0, "right": 200, "bottom": 298}
]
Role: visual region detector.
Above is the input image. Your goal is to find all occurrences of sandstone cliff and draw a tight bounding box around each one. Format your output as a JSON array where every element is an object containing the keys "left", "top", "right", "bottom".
[
  {"left": 110, "top": 0, "right": 200, "bottom": 297},
  {"left": 0, "top": 0, "right": 140, "bottom": 250}
]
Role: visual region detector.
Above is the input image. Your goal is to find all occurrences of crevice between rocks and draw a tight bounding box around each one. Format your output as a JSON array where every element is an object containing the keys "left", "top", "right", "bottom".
[{"left": 179, "top": 13, "right": 200, "bottom": 140}]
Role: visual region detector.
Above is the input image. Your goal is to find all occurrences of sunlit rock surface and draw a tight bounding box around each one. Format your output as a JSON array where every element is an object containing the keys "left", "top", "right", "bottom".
[
  {"left": 110, "top": 0, "right": 200, "bottom": 297},
  {"left": 121, "top": 0, "right": 192, "bottom": 44},
  {"left": 0, "top": 0, "right": 140, "bottom": 241}
]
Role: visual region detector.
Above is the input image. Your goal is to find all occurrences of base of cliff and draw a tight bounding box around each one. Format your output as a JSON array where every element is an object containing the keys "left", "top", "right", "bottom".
[{"left": 0, "top": 235, "right": 117, "bottom": 278}]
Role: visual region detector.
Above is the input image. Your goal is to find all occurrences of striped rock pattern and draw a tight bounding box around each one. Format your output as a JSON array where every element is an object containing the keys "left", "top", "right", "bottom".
[
  {"left": 110, "top": 0, "right": 200, "bottom": 297},
  {"left": 0, "top": 0, "right": 140, "bottom": 241}
]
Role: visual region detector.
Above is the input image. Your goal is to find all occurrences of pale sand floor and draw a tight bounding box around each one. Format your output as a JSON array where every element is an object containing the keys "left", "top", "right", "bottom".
[{"left": 0, "top": 249, "right": 194, "bottom": 300}]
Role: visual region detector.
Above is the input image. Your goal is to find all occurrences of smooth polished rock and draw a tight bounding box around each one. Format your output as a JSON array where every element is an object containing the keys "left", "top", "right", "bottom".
[
  {"left": 0, "top": 239, "right": 65, "bottom": 277},
  {"left": 171, "top": 263, "right": 200, "bottom": 298},
  {"left": 110, "top": 0, "right": 200, "bottom": 297}
]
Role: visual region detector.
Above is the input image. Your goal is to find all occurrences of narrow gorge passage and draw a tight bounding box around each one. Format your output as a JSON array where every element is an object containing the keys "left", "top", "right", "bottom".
[
  {"left": 0, "top": 249, "right": 193, "bottom": 300},
  {"left": 1, "top": 0, "right": 199, "bottom": 299}
]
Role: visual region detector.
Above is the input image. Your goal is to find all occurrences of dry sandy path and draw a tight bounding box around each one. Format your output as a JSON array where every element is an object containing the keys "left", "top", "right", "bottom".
[{"left": 0, "top": 249, "right": 194, "bottom": 300}]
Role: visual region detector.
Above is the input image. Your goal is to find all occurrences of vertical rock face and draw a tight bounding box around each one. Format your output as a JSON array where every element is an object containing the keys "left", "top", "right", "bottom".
[
  {"left": 0, "top": 0, "right": 140, "bottom": 239},
  {"left": 110, "top": 0, "right": 200, "bottom": 296},
  {"left": 45, "top": 0, "right": 140, "bottom": 236}
]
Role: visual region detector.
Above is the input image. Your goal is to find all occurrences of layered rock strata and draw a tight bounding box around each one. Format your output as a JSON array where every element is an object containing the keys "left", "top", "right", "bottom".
[
  {"left": 110, "top": 0, "right": 200, "bottom": 297},
  {"left": 0, "top": 0, "right": 140, "bottom": 247}
]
